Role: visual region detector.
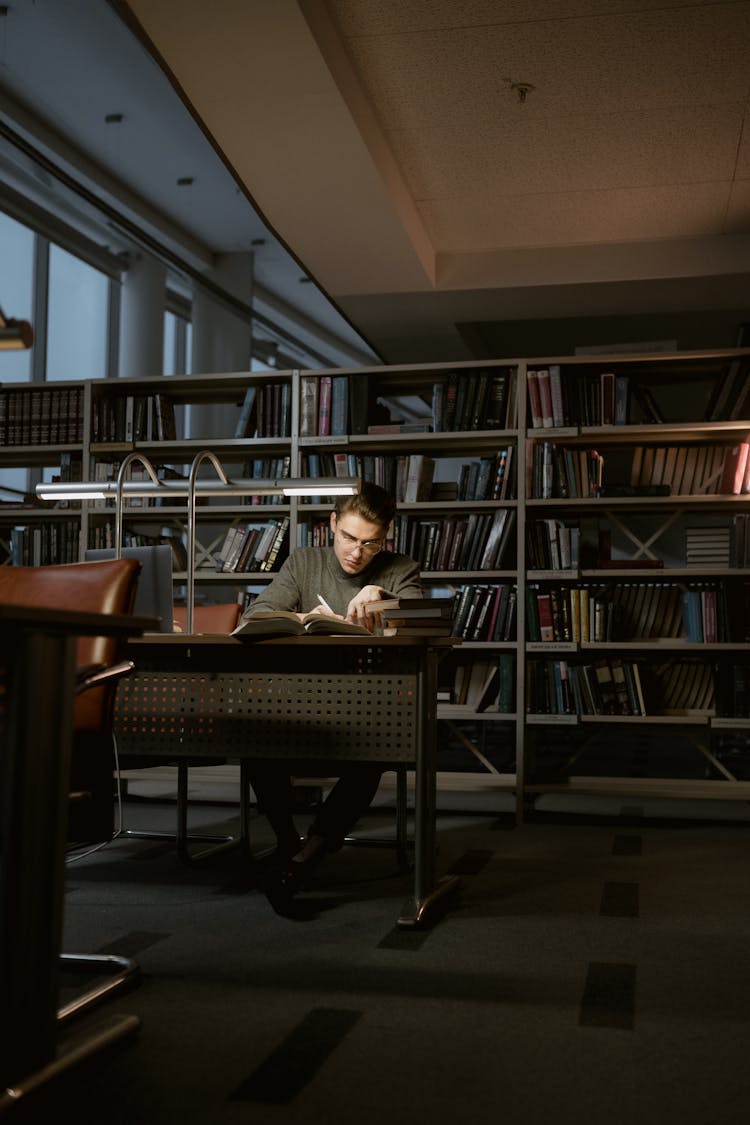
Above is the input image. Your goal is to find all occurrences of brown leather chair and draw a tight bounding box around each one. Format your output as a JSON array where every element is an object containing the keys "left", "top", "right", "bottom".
[
  {"left": 172, "top": 602, "right": 242, "bottom": 634},
  {"left": 0, "top": 558, "right": 141, "bottom": 843},
  {"left": 0, "top": 557, "right": 143, "bottom": 1027}
]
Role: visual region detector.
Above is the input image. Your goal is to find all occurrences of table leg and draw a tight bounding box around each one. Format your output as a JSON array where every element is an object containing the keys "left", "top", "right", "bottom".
[{"left": 398, "top": 648, "right": 459, "bottom": 928}]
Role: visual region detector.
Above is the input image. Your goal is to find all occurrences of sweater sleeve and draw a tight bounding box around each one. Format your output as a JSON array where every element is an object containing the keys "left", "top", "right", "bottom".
[
  {"left": 242, "top": 552, "right": 307, "bottom": 616},
  {"left": 369, "top": 553, "right": 423, "bottom": 599}
]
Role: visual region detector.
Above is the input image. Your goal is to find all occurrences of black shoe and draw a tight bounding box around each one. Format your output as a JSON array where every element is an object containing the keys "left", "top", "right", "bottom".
[{"left": 261, "top": 858, "right": 316, "bottom": 920}]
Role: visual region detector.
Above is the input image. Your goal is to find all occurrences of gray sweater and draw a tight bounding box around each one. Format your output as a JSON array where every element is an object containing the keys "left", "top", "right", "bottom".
[{"left": 245, "top": 547, "right": 422, "bottom": 619}]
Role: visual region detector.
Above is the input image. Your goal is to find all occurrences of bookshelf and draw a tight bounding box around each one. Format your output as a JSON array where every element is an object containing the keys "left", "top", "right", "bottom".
[
  {"left": 520, "top": 348, "right": 750, "bottom": 818},
  {"left": 2, "top": 348, "right": 749, "bottom": 819}
]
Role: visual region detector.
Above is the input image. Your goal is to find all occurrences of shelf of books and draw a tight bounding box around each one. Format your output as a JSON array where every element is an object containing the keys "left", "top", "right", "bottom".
[
  {"left": 294, "top": 358, "right": 522, "bottom": 796},
  {"left": 520, "top": 348, "right": 750, "bottom": 816},
  {"left": 1, "top": 348, "right": 748, "bottom": 818}
]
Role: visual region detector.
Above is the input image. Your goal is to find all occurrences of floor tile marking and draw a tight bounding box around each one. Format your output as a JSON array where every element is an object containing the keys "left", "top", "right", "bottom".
[
  {"left": 231, "top": 1007, "right": 362, "bottom": 1103},
  {"left": 579, "top": 962, "right": 636, "bottom": 1030},
  {"left": 612, "top": 834, "right": 642, "bottom": 856},
  {"left": 600, "top": 881, "right": 639, "bottom": 917}
]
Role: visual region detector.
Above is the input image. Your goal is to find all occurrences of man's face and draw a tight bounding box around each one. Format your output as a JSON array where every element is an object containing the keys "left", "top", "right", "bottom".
[{"left": 330, "top": 512, "right": 386, "bottom": 575}]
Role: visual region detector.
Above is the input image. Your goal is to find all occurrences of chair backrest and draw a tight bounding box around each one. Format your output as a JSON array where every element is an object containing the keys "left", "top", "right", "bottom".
[
  {"left": 173, "top": 603, "right": 242, "bottom": 634},
  {"left": 0, "top": 559, "right": 141, "bottom": 842},
  {"left": 0, "top": 559, "right": 141, "bottom": 733}
]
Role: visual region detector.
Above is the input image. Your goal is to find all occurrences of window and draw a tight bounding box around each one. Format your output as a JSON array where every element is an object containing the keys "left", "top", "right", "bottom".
[
  {"left": 47, "top": 243, "right": 109, "bottom": 381},
  {"left": 0, "top": 210, "right": 34, "bottom": 383},
  {"left": 163, "top": 308, "right": 192, "bottom": 376}
]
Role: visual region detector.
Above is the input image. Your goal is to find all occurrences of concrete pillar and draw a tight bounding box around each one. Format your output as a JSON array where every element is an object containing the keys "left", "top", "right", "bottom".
[
  {"left": 190, "top": 252, "right": 253, "bottom": 375},
  {"left": 188, "top": 253, "right": 253, "bottom": 439},
  {"left": 118, "top": 253, "right": 166, "bottom": 378}
]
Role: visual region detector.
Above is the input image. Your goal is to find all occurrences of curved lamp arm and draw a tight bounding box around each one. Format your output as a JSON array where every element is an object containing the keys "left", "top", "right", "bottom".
[
  {"left": 115, "top": 453, "right": 163, "bottom": 556},
  {"left": 186, "top": 451, "right": 230, "bottom": 633}
]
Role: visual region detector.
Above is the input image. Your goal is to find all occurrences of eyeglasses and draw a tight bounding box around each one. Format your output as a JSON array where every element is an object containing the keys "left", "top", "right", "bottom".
[{"left": 335, "top": 527, "right": 384, "bottom": 555}]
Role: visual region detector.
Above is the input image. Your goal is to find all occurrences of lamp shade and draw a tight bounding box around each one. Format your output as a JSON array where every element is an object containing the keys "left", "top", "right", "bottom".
[{"left": 0, "top": 308, "right": 34, "bottom": 350}]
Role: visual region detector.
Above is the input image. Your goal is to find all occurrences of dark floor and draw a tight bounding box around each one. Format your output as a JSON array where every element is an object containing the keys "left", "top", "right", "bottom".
[{"left": 29, "top": 781, "right": 750, "bottom": 1123}]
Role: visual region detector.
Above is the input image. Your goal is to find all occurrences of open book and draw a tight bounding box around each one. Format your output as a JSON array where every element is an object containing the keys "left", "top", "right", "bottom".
[{"left": 232, "top": 610, "right": 371, "bottom": 638}]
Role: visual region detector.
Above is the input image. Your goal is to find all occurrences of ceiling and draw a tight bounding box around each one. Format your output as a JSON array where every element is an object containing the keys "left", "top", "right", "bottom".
[{"left": 2, "top": 1, "right": 750, "bottom": 365}]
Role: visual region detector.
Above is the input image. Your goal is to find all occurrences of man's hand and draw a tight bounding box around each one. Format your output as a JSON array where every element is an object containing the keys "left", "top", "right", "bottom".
[
  {"left": 306, "top": 605, "right": 343, "bottom": 620},
  {"left": 345, "top": 585, "right": 386, "bottom": 630}
]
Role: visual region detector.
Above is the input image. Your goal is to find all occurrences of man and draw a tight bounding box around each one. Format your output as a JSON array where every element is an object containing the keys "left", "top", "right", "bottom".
[{"left": 244, "top": 480, "right": 422, "bottom": 917}]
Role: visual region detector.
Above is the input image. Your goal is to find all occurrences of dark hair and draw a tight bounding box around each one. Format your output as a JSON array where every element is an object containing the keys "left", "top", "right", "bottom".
[{"left": 335, "top": 480, "right": 395, "bottom": 530}]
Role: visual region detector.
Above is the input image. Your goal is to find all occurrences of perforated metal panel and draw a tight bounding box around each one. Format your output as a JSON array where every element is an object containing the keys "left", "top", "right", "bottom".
[{"left": 115, "top": 666, "right": 419, "bottom": 762}]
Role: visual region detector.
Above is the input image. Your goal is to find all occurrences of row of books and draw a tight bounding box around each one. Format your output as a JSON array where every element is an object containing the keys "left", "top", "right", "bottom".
[
  {"left": 92, "top": 392, "right": 176, "bottom": 444},
  {"left": 715, "top": 663, "right": 750, "bottom": 718},
  {"left": 86, "top": 526, "right": 188, "bottom": 570},
  {"left": 526, "top": 360, "right": 750, "bottom": 428},
  {"left": 630, "top": 442, "right": 750, "bottom": 496},
  {"left": 300, "top": 373, "right": 362, "bottom": 437},
  {"left": 240, "top": 456, "right": 291, "bottom": 504},
  {"left": 525, "top": 580, "right": 739, "bottom": 643},
  {"left": 0, "top": 386, "right": 84, "bottom": 446},
  {"left": 298, "top": 368, "right": 519, "bottom": 438},
  {"left": 527, "top": 368, "right": 646, "bottom": 429},
  {"left": 429, "top": 368, "right": 517, "bottom": 433},
  {"left": 296, "top": 518, "right": 332, "bottom": 549},
  {"left": 233, "top": 381, "right": 292, "bottom": 439},
  {"left": 451, "top": 583, "right": 517, "bottom": 642},
  {"left": 527, "top": 519, "right": 580, "bottom": 571},
  {"left": 87, "top": 459, "right": 191, "bottom": 509},
  {"left": 215, "top": 516, "right": 289, "bottom": 573},
  {"left": 527, "top": 655, "right": 725, "bottom": 716},
  {"left": 685, "top": 524, "right": 733, "bottom": 567},
  {"left": 300, "top": 449, "right": 516, "bottom": 504},
  {"left": 529, "top": 441, "right": 605, "bottom": 499},
  {"left": 4, "top": 520, "right": 81, "bottom": 566},
  {"left": 450, "top": 655, "right": 515, "bottom": 712},
  {"left": 704, "top": 358, "right": 750, "bottom": 422},
  {"left": 526, "top": 657, "right": 647, "bottom": 716},
  {"left": 391, "top": 509, "right": 516, "bottom": 572},
  {"left": 651, "top": 659, "right": 715, "bottom": 714},
  {"left": 527, "top": 516, "right": 749, "bottom": 573}
]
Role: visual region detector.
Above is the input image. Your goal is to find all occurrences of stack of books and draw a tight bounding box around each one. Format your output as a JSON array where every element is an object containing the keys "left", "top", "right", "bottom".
[
  {"left": 684, "top": 525, "right": 732, "bottom": 568},
  {"left": 365, "top": 595, "right": 456, "bottom": 636}
]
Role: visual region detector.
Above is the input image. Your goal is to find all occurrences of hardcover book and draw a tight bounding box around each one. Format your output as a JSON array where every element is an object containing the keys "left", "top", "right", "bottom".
[{"left": 233, "top": 610, "right": 370, "bottom": 638}]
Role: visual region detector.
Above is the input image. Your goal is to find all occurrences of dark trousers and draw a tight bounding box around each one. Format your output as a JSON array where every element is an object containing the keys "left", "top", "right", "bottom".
[{"left": 248, "top": 763, "right": 383, "bottom": 853}]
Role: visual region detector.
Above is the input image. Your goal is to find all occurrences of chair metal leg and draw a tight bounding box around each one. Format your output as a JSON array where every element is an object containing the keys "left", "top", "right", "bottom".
[
  {"left": 123, "top": 761, "right": 252, "bottom": 865},
  {"left": 175, "top": 760, "right": 251, "bottom": 865},
  {"left": 57, "top": 953, "right": 141, "bottom": 1026},
  {"left": 0, "top": 1013, "right": 141, "bottom": 1118}
]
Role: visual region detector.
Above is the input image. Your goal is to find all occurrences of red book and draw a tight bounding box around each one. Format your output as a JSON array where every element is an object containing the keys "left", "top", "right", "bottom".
[
  {"left": 527, "top": 370, "right": 543, "bottom": 428},
  {"left": 719, "top": 442, "right": 749, "bottom": 494},
  {"left": 537, "top": 592, "right": 554, "bottom": 641},
  {"left": 537, "top": 369, "right": 553, "bottom": 428}
]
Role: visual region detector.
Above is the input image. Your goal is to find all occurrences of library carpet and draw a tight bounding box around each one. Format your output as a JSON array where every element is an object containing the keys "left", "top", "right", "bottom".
[{"left": 44, "top": 781, "right": 750, "bottom": 1125}]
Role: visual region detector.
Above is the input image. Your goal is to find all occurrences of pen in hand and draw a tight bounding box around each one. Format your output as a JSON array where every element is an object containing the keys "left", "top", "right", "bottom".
[{"left": 317, "top": 594, "right": 334, "bottom": 614}]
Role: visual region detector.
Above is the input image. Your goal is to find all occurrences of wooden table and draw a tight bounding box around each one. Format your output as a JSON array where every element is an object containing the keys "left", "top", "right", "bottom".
[{"left": 115, "top": 634, "right": 460, "bottom": 928}]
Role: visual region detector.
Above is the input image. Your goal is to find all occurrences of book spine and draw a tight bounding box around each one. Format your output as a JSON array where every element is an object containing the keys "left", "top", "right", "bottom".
[{"left": 317, "top": 376, "right": 332, "bottom": 436}]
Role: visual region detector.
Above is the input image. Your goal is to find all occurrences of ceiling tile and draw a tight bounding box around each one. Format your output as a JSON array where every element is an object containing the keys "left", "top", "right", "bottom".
[
  {"left": 419, "top": 181, "right": 733, "bottom": 251},
  {"left": 389, "top": 106, "right": 744, "bottom": 199},
  {"left": 339, "top": 6, "right": 750, "bottom": 132},
  {"left": 329, "top": 0, "right": 690, "bottom": 37}
]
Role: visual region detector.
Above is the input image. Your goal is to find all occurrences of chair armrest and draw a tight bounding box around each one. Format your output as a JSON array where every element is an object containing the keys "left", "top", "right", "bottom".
[{"left": 75, "top": 660, "right": 135, "bottom": 696}]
